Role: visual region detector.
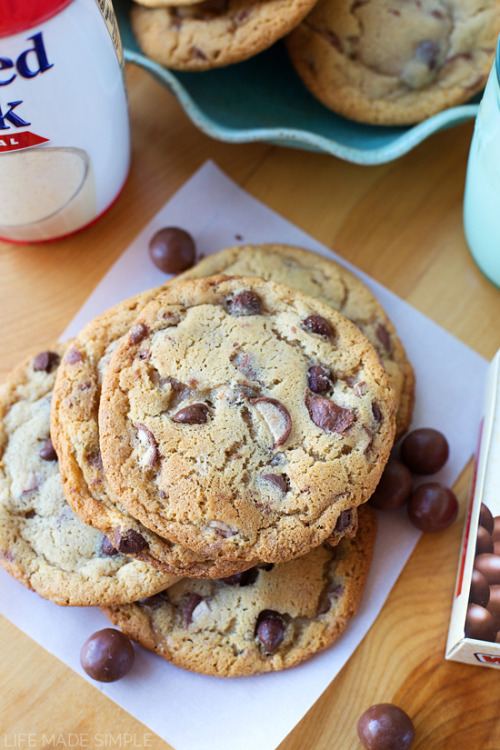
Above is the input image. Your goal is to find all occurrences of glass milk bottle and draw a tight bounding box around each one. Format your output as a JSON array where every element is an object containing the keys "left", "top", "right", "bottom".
[
  {"left": 463, "top": 36, "right": 500, "bottom": 286},
  {"left": 0, "top": 0, "right": 130, "bottom": 243}
]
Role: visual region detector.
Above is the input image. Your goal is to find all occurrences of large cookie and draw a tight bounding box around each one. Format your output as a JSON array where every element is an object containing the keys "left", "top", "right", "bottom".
[
  {"left": 286, "top": 0, "right": 500, "bottom": 125},
  {"left": 51, "top": 292, "right": 255, "bottom": 579},
  {"left": 177, "top": 243, "right": 414, "bottom": 439},
  {"left": 0, "top": 345, "right": 177, "bottom": 607},
  {"left": 99, "top": 275, "right": 396, "bottom": 563},
  {"left": 102, "top": 504, "right": 376, "bottom": 676},
  {"left": 130, "top": 0, "right": 319, "bottom": 71}
]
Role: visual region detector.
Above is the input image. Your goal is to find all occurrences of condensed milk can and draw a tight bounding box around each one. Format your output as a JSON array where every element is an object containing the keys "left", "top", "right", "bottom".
[{"left": 0, "top": 0, "right": 130, "bottom": 243}]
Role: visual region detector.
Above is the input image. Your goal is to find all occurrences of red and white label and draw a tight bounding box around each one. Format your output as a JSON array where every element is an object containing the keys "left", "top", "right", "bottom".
[{"left": 0, "top": 131, "right": 49, "bottom": 153}]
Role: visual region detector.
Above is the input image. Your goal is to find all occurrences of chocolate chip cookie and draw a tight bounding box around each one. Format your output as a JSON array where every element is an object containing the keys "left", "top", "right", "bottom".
[
  {"left": 51, "top": 291, "right": 255, "bottom": 579},
  {"left": 99, "top": 275, "right": 396, "bottom": 563},
  {"left": 0, "top": 345, "right": 177, "bottom": 606},
  {"left": 177, "top": 243, "right": 414, "bottom": 439},
  {"left": 102, "top": 503, "right": 376, "bottom": 676},
  {"left": 130, "top": 0, "right": 319, "bottom": 71},
  {"left": 286, "top": 0, "right": 500, "bottom": 125}
]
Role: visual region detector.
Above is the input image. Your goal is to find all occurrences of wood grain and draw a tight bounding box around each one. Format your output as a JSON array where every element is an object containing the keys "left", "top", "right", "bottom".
[{"left": 1, "top": 63, "right": 500, "bottom": 750}]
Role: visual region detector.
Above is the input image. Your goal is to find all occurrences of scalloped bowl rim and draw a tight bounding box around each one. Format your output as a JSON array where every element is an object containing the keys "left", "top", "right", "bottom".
[{"left": 125, "top": 47, "right": 479, "bottom": 166}]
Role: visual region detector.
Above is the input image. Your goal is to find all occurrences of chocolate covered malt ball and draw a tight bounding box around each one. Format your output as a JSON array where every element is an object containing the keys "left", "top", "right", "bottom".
[
  {"left": 465, "top": 604, "right": 498, "bottom": 642},
  {"left": 476, "top": 525, "right": 494, "bottom": 555},
  {"left": 407, "top": 483, "right": 458, "bottom": 532},
  {"left": 470, "top": 569, "right": 490, "bottom": 608},
  {"left": 80, "top": 628, "right": 135, "bottom": 682},
  {"left": 400, "top": 428, "right": 449, "bottom": 475},
  {"left": 479, "top": 504, "right": 494, "bottom": 535},
  {"left": 357, "top": 703, "right": 415, "bottom": 750},
  {"left": 149, "top": 227, "right": 196, "bottom": 274},
  {"left": 369, "top": 458, "right": 412, "bottom": 511}
]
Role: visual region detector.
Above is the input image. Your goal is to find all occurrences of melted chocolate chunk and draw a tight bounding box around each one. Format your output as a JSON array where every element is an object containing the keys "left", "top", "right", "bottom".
[
  {"left": 306, "top": 392, "right": 355, "bottom": 434},
  {"left": 33, "top": 351, "right": 60, "bottom": 373},
  {"left": 334, "top": 510, "right": 352, "bottom": 533},
  {"left": 262, "top": 473, "right": 288, "bottom": 493},
  {"left": 255, "top": 610, "right": 286, "bottom": 653},
  {"left": 172, "top": 403, "right": 210, "bottom": 424},
  {"left": 39, "top": 437, "right": 57, "bottom": 461},
  {"left": 113, "top": 528, "right": 147, "bottom": 555},
  {"left": 249, "top": 397, "right": 292, "bottom": 447},
  {"left": 375, "top": 323, "right": 392, "bottom": 354},
  {"left": 136, "top": 423, "right": 160, "bottom": 468},
  {"left": 220, "top": 567, "right": 259, "bottom": 586},
  {"left": 317, "top": 582, "right": 343, "bottom": 615},
  {"left": 181, "top": 593, "right": 204, "bottom": 627},
  {"left": 302, "top": 315, "right": 333, "bottom": 338},
  {"left": 101, "top": 536, "right": 119, "bottom": 557},
  {"left": 138, "top": 591, "right": 169, "bottom": 608},
  {"left": 129, "top": 323, "right": 149, "bottom": 345},
  {"left": 307, "top": 364, "right": 334, "bottom": 394},
  {"left": 227, "top": 290, "right": 262, "bottom": 316}
]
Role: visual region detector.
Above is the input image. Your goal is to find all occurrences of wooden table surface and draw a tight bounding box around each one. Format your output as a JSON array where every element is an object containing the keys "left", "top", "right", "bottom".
[{"left": 1, "top": 63, "right": 500, "bottom": 750}]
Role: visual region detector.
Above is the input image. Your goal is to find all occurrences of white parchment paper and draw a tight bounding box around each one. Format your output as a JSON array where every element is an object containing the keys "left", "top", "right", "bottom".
[{"left": 0, "top": 161, "right": 488, "bottom": 750}]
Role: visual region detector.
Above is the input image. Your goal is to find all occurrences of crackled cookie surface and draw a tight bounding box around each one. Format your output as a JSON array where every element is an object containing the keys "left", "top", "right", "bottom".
[
  {"left": 99, "top": 275, "right": 396, "bottom": 563},
  {"left": 103, "top": 504, "right": 376, "bottom": 676},
  {"left": 286, "top": 0, "right": 500, "bottom": 125},
  {"left": 178, "top": 243, "right": 414, "bottom": 439},
  {"left": 131, "top": 0, "right": 319, "bottom": 71},
  {"left": 51, "top": 292, "right": 255, "bottom": 579},
  {"left": 0, "top": 345, "right": 176, "bottom": 607}
]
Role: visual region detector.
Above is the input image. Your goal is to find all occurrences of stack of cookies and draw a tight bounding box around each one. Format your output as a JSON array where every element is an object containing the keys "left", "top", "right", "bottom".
[
  {"left": 0, "top": 244, "right": 414, "bottom": 676},
  {"left": 129, "top": 0, "right": 500, "bottom": 124}
]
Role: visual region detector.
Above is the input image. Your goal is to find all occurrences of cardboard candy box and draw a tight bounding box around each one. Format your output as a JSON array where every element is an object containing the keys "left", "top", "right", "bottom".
[{"left": 447, "top": 349, "right": 500, "bottom": 668}]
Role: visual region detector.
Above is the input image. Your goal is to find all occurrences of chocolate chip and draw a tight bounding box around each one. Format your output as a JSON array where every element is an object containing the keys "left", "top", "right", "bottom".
[
  {"left": 302, "top": 315, "right": 333, "bottom": 338},
  {"left": 39, "top": 437, "right": 57, "bottom": 461},
  {"left": 181, "top": 593, "right": 204, "bottom": 627},
  {"left": 306, "top": 392, "right": 355, "bottom": 434},
  {"left": 129, "top": 323, "right": 148, "bottom": 345},
  {"left": 137, "top": 591, "right": 169, "bottom": 608},
  {"left": 307, "top": 365, "right": 334, "bottom": 394},
  {"left": 220, "top": 567, "right": 259, "bottom": 586},
  {"left": 227, "top": 290, "right": 262, "bottom": 316},
  {"left": 33, "top": 351, "right": 60, "bottom": 373},
  {"left": 149, "top": 227, "right": 196, "bottom": 274},
  {"left": 80, "top": 629, "right": 135, "bottom": 682},
  {"left": 334, "top": 510, "right": 352, "bottom": 533},
  {"left": 372, "top": 403, "right": 382, "bottom": 423},
  {"left": 101, "top": 536, "right": 119, "bottom": 557},
  {"left": 255, "top": 610, "right": 286, "bottom": 653},
  {"left": 249, "top": 397, "right": 292, "bottom": 447},
  {"left": 172, "top": 403, "right": 209, "bottom": 424},
  {"left": 65, "top": 348, "right": 83, "bottom": 365},
  {"left": 113, "top": 528, "right": 147, "bottom": 555},
  {"left": 262, "top": 473, "right": 288, "bottom": 493},
  {"left": 357, "top": 704, "right": 415, "bottom": 750}
]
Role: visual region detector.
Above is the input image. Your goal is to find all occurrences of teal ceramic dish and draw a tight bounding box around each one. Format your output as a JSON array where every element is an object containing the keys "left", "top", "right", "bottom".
[{"left": 116, "top": 0, "right": 479, "bottom": 165}]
